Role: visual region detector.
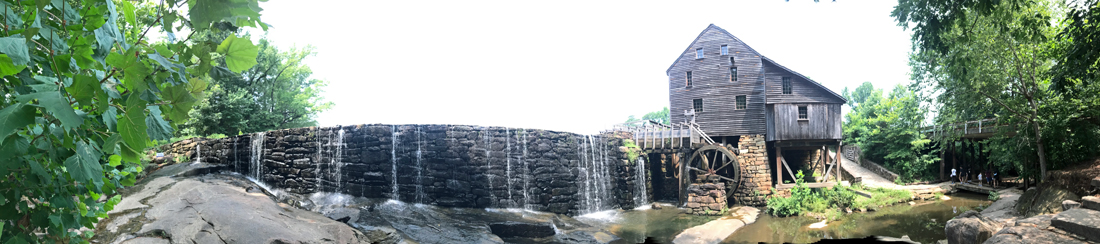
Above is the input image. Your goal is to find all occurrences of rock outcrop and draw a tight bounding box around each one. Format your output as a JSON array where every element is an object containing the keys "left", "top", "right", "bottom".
[
  {"left": 986, "top": 188, "right": 1100, "bottom": 244},
  {"left": 1015, "top": 186, "right": 1079, "bottom": 218},
  {"left": 944, "top": 211, "right": 1000, "bottom": 244},
  {"left": 93, "top": 163, "right": 400, "bottom": 244}
]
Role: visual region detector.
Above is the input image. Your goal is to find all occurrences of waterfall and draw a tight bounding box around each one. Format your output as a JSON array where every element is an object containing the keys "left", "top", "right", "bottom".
[
  {"left": 334, "top": 129, "right": 345, "bottom": 192},
  {"left": 578, "top": 134, "right": 615, "bottom": 214},
  {"left": 485, "top": 129, "right": 495, "bottom": 207},
  {"left": 251, "top": 132, "right": 266, "bottom": 181},
  {"left": 634, "top": 157, "right": 648, "bottom": 206},
  {"left": 521, "top": 129, "right": 530, "bottom": 210},
  {"left": 195, "top": 144, "right": 201, "bottom": 164},
  {"left": 415, "top": 126, "right": 424, "bottom": 204},
  {"left": 391, "top": 125, "right": 399, "bottom": 200},
  {"left": 315, "top": 127, "right": 323, "bottom": 191},
  {"left": 505, "top": 129, "right": 513, "bottom": 207},
  {"left": 233, "top": 137, "right": 238, "bottom": 172}
]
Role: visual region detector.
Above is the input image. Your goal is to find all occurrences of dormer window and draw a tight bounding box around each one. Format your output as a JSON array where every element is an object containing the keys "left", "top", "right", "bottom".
[
  {"left": 721, "top": 45, "right": 728, "bottom": 55},
  {"left": 696, "top": 48, "right": 704, "bottom": 59},
  {"left": 686, "top": 71, "right": 693, "bottom": 88},
  {"left": 782, "top": 77, "right": 792, "bottom": 94}
]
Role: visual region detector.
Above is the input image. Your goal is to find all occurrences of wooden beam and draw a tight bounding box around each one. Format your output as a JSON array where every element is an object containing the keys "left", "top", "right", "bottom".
[
  {"left": 776, "top": 182, "right": 838, "bottom": 190},
  {"left": 780, "top": 155, "right": 797, "bottom": 182},
  {"left": 835, "top": 142, "right": 841, "bottom": 182},
  {"left": 776, "top": 144, "right": 783, "bottom": 187}
]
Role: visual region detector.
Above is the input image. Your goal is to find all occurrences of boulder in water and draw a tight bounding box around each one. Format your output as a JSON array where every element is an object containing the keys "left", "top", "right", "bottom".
[
  {"left": 945, "top": 211, "right": 999, "bottom": 244},
  {"left": 1015, "top": 186, "right": 1079, "bottom": 217}
]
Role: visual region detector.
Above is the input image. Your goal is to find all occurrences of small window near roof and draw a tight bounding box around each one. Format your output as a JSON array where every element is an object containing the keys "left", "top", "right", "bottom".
[
  {"left": 729, "top": 57, "right": 735, "bottom": 65},
  {"left": 693, "top": 99, "right": 703, "bottom": 113},
  {"left": 782, "top": 77, "right": 792, "bottom": 94},
  {"left": 730, "top": 67, "right": 737, "bottom": 82},
  {"left": 696, "top": 48, "right": 704, "bottom": 59},
  {"left": 735, "top": 95, "right": 746, "bottom": 110},
  {"left": 721, "top": 45, "right": 728, "bottom": 55},
  {"left": 798, "top": 106, "right": 808, "bottom": 120},
  {"left": 686, "top": 71, "right": 693, "bottom": 88}
]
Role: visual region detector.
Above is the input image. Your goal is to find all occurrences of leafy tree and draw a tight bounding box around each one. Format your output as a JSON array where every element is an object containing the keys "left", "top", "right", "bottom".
[
  {"left": 624, "top": 107, "right": 671, "bottom": 126},
  {"left": 842, "top": 83, "right": 937, "bottom": 181},
  {"left": 899, "top": 0, "right": 1061, "bottom": 182},
  {"left": 0, "top": 0, "right": 263, "bottom": 241},
  {"left": 182, "top": 39, "right": 332, "bottom": 136}
]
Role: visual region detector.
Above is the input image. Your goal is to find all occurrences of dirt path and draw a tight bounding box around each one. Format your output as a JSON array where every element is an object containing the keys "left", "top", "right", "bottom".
[{"left": 832, "top": 150, "right": 898, "bottom": 189}]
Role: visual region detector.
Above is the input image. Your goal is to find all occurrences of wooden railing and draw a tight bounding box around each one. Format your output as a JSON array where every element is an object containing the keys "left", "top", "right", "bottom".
[
  {"left": 608, "top": 121, "right": 714, "bottom": 150},
  {"left": 921, "top": 118, "right": 1008, "bottom": 139}
]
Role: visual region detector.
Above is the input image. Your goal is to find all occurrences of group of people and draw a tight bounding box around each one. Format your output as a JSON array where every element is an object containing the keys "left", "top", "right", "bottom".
[{"left": 950, "top": 167, "right": 999, "bottom": 187}]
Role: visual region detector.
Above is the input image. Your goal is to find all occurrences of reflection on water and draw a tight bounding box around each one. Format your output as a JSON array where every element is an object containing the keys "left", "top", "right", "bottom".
[
  {"left": 576, "top": 203, "right": 720, "bottom": 244},
  {"left": 724, "top": 192, "right": 991, "bottom": 244}
]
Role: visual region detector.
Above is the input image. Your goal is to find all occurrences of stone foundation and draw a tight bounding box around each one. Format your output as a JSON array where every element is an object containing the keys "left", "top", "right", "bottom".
[
  {"left": 157, "top": 124, "right": 647, "bottom": 215},
  {"left": 731, "top": 135, "right": 771, "bottom": 206},
  {"left": 685, "top": 183, "right": 727, "bottom": 215}
]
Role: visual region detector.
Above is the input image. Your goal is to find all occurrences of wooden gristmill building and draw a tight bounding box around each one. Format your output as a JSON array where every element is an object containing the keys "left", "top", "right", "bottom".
[{"left": 665, "top": 24, "right": 848, "bottom": 193}]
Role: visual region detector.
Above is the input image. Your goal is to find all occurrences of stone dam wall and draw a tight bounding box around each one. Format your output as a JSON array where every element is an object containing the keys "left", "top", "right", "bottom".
[{"left": 162, "top": 124, "right": 648, "bottom": 215}]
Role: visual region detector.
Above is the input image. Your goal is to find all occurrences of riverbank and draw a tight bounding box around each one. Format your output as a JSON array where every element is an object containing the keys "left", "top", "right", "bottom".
[{"left": 943, "top": 176, "right": 1100, "bottom": 244}]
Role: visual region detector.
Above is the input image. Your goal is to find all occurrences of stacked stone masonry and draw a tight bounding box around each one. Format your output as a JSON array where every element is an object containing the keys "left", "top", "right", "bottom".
[
  {"left": 842, "top": 144, "right": 899, "bottom": 182},
  {"left": 732, "top": 134, "right": 771, "bottom": 206},
  {"left": 685, "top": 183, "right": 727, "bottom": 215},
  {"left": 161, "top": 124, "right": 648, "bottom": 216}
]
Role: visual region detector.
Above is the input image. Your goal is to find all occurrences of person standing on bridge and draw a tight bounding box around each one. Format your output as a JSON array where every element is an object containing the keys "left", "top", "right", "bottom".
[{"left": 951, "top": 168, "right": 957, "bottom": 184}]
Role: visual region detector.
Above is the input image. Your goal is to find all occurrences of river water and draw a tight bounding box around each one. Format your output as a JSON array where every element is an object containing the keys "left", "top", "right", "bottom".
[{"left": 724, "top": 192, "right": 990, "bottom": 244}]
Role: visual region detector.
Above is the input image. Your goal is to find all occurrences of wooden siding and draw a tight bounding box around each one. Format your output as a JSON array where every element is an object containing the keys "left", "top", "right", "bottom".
[
  {"left": 763, "top": 60, "right": 846, "bottom": 104},
  {"left": 766, "top": 103, "right": 842, "bottom": 141},
  {"left": 668, "top": 26, "right": 766, "bottom": 137}
]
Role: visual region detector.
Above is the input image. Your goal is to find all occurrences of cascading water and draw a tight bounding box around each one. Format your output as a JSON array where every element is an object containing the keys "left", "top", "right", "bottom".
[
  {"left": 634, "top": 157, "right": 648, "bottom": 206},
  {"left": 333, "top": 129, "right": 345, "bottom": 192},
  {"left": 316, "top": 127, "right": 323, "bottom": 191},
  {"left": 578, "top": 134, "right": 615, "bottom": 214},
  {"left": 505, "top": 128, "right": 513, "bottom": 207},
  {"left": 251, "top": 132, "right": 266, "bottom": 181},
  {"left": 233, "top": 137, "right": 238, "bottom": 172},
  {"left": 391, "top": 125, "right": 399, "bottom": 200},
  {"left": 195, "top": 144, "right": 201, "bottom": 164},
  {"left": 521, "top": 129, "right": 530, "bottom": 210},
  {"left": 484, "top": 129, "right": 495, "bottom": 207},
  {"left": 415, "top": 126, "right": 424, "bottom": 204}
]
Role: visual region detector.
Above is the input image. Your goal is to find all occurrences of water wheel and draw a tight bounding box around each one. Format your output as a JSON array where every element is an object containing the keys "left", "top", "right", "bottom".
[{"left": 679, "top": 144, "right": 741, "bottom": 205}]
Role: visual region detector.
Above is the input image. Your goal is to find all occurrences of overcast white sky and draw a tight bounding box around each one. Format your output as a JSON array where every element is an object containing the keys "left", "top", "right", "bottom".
[{"left": 252, "top": 0, "right": 913, "bottom": 134}]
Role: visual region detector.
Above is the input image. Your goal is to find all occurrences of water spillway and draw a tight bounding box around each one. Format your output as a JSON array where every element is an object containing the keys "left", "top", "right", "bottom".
[
  {"left": 188, "top": 124, "right": 656, "bottom": 215},
  {"left": 175, "top": 124, "right": 649, "bottom": 215}
]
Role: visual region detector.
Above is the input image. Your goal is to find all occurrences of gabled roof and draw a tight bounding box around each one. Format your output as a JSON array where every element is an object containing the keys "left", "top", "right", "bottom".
[
  {"left": 666, "top": 24, "right": 847, "bottom": 104},
  {"left": 665, "top": 24, "right": 762, "bottom": 74},
  {"left": 761, "top": 56, "right": 847, "bottom": 103}
]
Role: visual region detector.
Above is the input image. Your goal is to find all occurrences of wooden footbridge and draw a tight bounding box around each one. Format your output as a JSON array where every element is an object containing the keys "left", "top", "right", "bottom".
[{"left": 921, "top": 118, "right": 1014, "bottom": 139}]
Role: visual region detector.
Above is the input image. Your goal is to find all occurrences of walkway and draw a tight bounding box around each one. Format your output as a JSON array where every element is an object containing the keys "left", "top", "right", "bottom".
[{"left": 832, "top": 150, "right": 898, "bottom": 189}]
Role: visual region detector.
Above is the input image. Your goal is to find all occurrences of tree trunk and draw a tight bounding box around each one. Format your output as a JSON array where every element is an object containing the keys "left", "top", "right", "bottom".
[{"left": 1033, "top": 120, "right": 1048, "bottom": 183}]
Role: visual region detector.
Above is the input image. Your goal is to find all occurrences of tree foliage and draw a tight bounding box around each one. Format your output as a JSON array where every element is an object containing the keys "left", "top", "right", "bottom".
[
  {"left": 898, "top": 0, "right": 1100, "bottom": 182},
  {"left": 181, "top": 39, "right": 332, "bottom": 136},
  {"left": 842, "top": 82, "right": 937, "bottom": 181},
  {"left": 624, "top": 107, "right": 670, "bottom": 126},
  {"left": 0, "top": 0, "right": 263, "bottom": 241}
]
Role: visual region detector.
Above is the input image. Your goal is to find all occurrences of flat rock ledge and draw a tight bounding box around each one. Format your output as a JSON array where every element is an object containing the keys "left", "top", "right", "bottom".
[
  {"left": 93, "top": 163, "right": 399, "bottom": 244},
  {"left": 983, "top": 194, "right": 1100, "bottom": 244},
  {"left": 672, "top": 206, "right": 760, "bottom": 244}
]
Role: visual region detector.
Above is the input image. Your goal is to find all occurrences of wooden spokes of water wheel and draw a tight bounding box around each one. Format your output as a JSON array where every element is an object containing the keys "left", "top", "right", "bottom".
[{"left": 679, "top": 144, "right": 741, "bottom": 205}]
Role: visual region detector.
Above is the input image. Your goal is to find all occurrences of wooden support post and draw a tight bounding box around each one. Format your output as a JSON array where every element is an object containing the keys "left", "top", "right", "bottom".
[
  {"left": 776, "top": 144, "right": 783, "bottom": 187},
  {"left": 822, "top": 146, "right": 831, "bottom": 183},
  {"left": 836, "top": 142, "right": 841, "bottom": 183}
]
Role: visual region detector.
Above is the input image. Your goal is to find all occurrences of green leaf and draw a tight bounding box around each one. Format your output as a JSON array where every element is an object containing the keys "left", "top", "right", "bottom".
[
  {"left": 216, "top": 35, "right": 259, "bottom": 72},
  {"left": 118, "top": 96, "right": 148, "bottom": 152},
  {"left": 0, "top": 104, "right": 34, "bottom": 140},
  {"left": 161, "top": 84, "right": 196, "bottom": 121},
  {"left": 103, "top": 106, "right": 118, "bottom": 132},
  {"left": 15, "top": 85, "right": 83, "bottom": 130},
  {"left": 104, "top": 195, "right": 121, "bottom": 211},
  {"left": 107, "top": 49, "right": 150, "bottom": 92},
  {"left": 145, "top": 106, "right": 173, "bottom": 141},
  {"left": 108, "top": 154, "right": 121, "bottom": 167},
  {"left": 102, "top": 133, "right": 120, "bottom": 154},
  {"left": 27, "top": 157, "right": 49, "bottom": 181},
  {"left": 0, "top": 36, "right": 30, "bottom": 66},
  {"left": 190, "top": 0, "right": 264, "bottom": 30},
  {"left": 66, "top": 141, "right": 104, "bottom": 189},
  {"left": 119, "top": 0, "right": 136, "bottom": 26},
  {"left": 0, "top": 54, "right": 26, "bottom": 77},
  {"left": 66, "top": 75, "right": 99, "bottom": 106}
]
